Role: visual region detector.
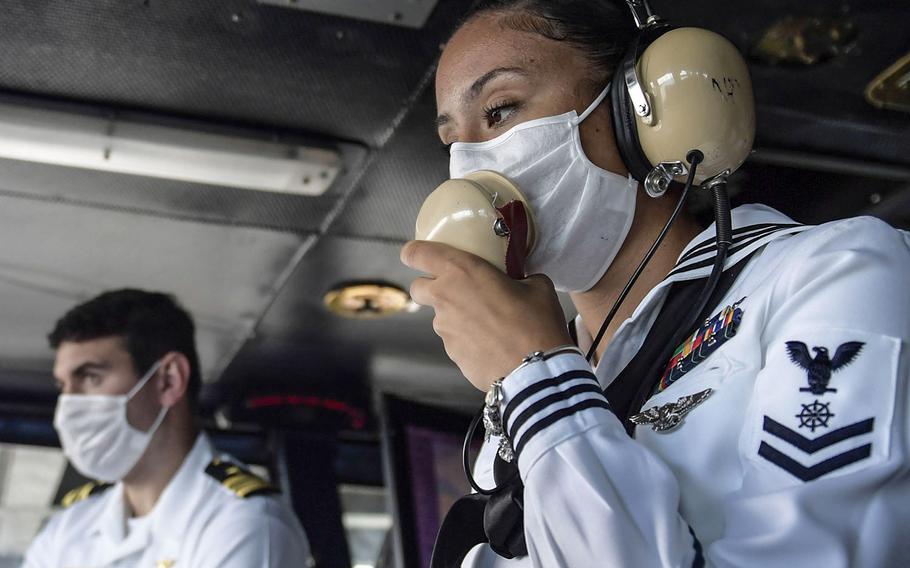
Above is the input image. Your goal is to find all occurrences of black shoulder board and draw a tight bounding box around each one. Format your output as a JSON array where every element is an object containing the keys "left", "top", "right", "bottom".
[
  {"left": 61, "top": 481, "right": 113, "bottom": 508},
  {"left": 205, "top": 458, "right": 279, "bottom": 499}
]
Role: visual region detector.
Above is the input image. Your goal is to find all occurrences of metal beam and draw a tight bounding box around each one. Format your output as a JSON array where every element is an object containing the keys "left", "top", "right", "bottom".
[{"left": 750, "top": 148, "right": 910, "bottom": 182}]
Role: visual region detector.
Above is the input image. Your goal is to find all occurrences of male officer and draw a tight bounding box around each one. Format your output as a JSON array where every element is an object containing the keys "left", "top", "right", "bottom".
[{"left": 22, "top": 289, "right": 312, "bottom": 567}]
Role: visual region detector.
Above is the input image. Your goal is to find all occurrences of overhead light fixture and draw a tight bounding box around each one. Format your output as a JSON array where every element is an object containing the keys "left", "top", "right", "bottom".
[
  {"left": 0, "top": 102, "right": 342, "bottom": 196},
  {"left": 324, "top": 282, "right": 418, "bottom": 319}
]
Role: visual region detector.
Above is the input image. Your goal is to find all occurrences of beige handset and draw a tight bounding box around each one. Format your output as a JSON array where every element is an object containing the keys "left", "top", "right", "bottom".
[{"left": 415, "top": 170, "right": 536, "bottom": 278}]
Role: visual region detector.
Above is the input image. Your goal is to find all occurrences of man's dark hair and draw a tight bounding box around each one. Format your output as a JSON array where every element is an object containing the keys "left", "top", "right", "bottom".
[
  {"left": 464, "top": 0, "right": 637, "bottom": 85},
  {"left": 48, "top": 289, "right": 201, "bottom": 408}
]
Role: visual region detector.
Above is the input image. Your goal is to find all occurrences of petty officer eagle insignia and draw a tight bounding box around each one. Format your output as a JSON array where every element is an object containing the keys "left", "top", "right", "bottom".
[
  {"left": 753, "top": 332, "right": 894, "bottom": 483},
  {"left": 785, "top": 340, "right": 864, "bottom": 394}
]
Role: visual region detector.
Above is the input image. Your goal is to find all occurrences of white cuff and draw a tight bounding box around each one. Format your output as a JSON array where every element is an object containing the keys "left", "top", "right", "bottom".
[{"left": 500, "top": 352, "right": 615, "bottom": 476}]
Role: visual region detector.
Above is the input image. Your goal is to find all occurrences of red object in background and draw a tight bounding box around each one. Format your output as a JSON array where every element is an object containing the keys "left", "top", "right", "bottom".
[{"left": 246, "top": 394, "right": 367, "bottom": 429}]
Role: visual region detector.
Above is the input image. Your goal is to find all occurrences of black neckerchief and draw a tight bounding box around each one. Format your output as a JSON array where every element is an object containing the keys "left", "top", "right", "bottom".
[{"left": 430, "top": 256, "right": 752, "bottom": 567}]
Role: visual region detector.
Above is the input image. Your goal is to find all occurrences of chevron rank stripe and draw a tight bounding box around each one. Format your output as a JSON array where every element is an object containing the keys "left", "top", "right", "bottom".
[
  {"left": 757, "top": 415, "right": 875, "bottom": 481},
  {"left": 758, "top": 442, "right": 872, "bottom": 482},
  {"left": 763, "top": 416, "right": 874, "bottom": 453},
  {"left": 749, "top": 328, "right": 899, "bottom": 486}
]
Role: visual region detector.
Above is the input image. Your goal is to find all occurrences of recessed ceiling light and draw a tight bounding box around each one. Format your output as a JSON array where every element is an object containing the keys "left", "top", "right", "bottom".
[{"left": 323, "top": 282, "right": 416, "bottom": 319}]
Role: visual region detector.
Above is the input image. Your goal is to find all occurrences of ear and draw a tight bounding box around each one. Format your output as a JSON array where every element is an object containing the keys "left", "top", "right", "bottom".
[{"left": 157, "top": 352, "right": 191, "bottom": 408}]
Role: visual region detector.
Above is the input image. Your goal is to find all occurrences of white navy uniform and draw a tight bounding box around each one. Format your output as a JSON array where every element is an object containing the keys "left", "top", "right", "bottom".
[
  {"left": 22, "top": 433, "right": 312, "bottom": 568},
  {"left": 464, "top": 204, "right": 910, "bottom": 567}
]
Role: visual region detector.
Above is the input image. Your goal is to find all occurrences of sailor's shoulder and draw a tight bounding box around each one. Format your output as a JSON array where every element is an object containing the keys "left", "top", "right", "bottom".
[
  {"left": 203, "top": 457, "right": 280, "bottom": 500},
  {"left": 60, "top": 480, "right": 114, "bottom": 508}
]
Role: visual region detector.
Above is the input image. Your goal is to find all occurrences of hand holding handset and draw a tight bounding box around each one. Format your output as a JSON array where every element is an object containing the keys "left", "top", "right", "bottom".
[{"left": 415, "top": 170, "right": 536, "bottom": 279}]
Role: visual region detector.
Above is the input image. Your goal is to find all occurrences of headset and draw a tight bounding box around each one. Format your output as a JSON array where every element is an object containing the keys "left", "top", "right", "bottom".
[
  {"left": 584, "top": 0, "right": 755, "bottom": 361},
  {"left": 610, "top": 0, "right": 755, "bottom": 197}
]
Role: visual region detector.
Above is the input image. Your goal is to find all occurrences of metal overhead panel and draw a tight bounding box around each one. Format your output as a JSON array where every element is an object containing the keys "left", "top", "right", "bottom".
[
  {"left": 0, "top": 0, "right": 463, "bottom": 148},
  {"left": 215, "top": 235, "right": 451, "bottom": 410},
  {"left": 329, "top": 88, "right": 449, "bottom": 241},
  {"left": 0, "top": 196, "right": 309, "bottom": 389},
  {"left": 257, "top": 0, "right": 440, "bottom": 29}
]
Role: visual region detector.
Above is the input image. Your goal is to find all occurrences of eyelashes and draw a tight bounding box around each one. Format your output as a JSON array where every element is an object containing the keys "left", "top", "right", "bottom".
[
  {"left": 482, "top": 100, "right": 520, "bottom": 129},
  {"left": 438, "top": 99, "right": 523, "bottom": 151}
]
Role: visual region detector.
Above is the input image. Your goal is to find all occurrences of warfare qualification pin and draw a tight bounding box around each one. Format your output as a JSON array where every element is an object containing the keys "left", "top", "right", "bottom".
[{"left": 630, "top": 388, "right": 713, "bottom": 432}]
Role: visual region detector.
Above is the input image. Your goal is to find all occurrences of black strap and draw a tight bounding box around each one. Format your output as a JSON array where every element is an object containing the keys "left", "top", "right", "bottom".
[
  {"left": 430, "top": 253, "right": 756, "bottom": 566},
  {"left": 484, "top": 457, "right": 527, "bottom": 558},
  {"left": 430, "top": 456, "right": 525, "bottom": 568},
  {"left": 430, "top": 492, "right": 489, "bottom": 567}
]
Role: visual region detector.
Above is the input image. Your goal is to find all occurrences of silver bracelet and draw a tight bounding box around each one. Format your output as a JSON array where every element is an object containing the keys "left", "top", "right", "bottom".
[
  {"left": 515, "top": 344, "right": 584, "bottom": 373},
  {"left": 482, "top": 345, "right": 583, "bottom": 463},
  {"left": 483, "top": 378, "right": 514, "bottom": 462}
]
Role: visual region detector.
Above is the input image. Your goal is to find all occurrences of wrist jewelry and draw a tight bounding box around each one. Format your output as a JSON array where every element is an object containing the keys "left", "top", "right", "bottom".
[
  {"left": 483, "top": 378, "right": 514, "bottom": 462},
  {"left": 480, "top": 345, "right": 583, "bottom": 464},
  {"left": 515, "top": 345, "right": 584, "bottom": 372},
  {"left": 465, "top": 345, "right": 582, "bottom": 493}
]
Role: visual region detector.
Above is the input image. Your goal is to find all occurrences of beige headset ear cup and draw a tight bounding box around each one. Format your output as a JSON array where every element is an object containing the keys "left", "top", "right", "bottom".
[{"left": 634, "top": 27, "right": 755, "bottom": 182}]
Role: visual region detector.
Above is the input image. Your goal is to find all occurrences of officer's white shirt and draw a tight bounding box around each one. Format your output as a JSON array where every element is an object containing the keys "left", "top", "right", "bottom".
[
  {"left": 464, "top": 204, "right": 910, "bottom": 567},
  {"left": 22, "top": 433, "right": 312, "bottom": 568}
]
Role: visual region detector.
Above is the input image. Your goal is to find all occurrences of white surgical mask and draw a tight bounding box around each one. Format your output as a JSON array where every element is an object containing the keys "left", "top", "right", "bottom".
[
  {"left": 449, "top": 83, "right": 637, "bottom": 292},
  {"left": 54, "top": 359, "right": 169, "bottom": 482}
]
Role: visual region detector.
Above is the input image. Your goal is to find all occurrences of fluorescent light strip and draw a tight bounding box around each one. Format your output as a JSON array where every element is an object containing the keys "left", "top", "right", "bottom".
[{"left": 0, "top": 103, "right": 342, "bottom": 196}]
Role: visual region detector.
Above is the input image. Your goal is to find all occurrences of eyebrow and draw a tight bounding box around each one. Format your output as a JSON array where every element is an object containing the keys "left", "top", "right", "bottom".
[
  {"left": 69, "top": 361, "right": 110, "bottom": 379},
  {"left": 435, "top": 66, "right": 529, "bottom": 130},
  {"left": 467, "top": 66, "right": 527, "bottom": 101}
]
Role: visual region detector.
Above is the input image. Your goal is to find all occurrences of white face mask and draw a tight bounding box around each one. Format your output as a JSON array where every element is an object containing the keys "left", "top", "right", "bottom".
[
  {"left": 449, "top": 83, "right": 638, "bottom": 292},
  {"left": 54, "top": 359, "right": 169, "bottom": 482}
]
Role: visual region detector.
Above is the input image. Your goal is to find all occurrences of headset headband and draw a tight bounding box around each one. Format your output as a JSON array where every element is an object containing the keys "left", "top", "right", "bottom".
[
  {"left": 611, "top": 0, "right": 756, "bottom": 190},
  {"left": 625, "top": 0, "right": 657, "bottom": 30}
]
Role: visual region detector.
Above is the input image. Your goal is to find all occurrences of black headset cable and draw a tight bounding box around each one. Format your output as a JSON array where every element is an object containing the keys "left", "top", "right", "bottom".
[
  {"left": 677, "top": 175, "right": 733, "bottom": 339},
  {"left": 585, "top": 149, "right": 705, "bottom": 362}
]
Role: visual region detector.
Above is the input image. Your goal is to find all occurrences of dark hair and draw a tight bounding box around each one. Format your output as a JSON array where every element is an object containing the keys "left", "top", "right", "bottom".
[
  {"left": 463, "top": 0, "right": 637, "bottom": 83},
  {"left": 48, "top": 289, "right": 201, "bottom": 408}
]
